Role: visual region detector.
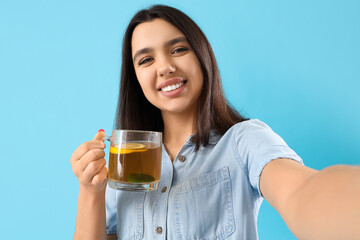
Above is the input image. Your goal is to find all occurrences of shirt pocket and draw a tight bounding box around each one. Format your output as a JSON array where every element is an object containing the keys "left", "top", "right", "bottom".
[
  {"left": 117, "top": 192, "right": 145, "bottom": 240},
  {"left": 174, "top": 167, "right": 235, "bottom": 240}
]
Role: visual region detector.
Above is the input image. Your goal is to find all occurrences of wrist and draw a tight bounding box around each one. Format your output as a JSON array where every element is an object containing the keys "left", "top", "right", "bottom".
[{"left": 79, "top": 185, "right": 106, "bottom": 200}]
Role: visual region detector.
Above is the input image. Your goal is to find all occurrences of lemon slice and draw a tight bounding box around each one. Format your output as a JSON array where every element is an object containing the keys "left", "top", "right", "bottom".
[
  {"left": 110, "top": 143, "right": 146, "bottom": 154},
  {"left": 121, "top": 143, "right": 146, "bottom": 150}
]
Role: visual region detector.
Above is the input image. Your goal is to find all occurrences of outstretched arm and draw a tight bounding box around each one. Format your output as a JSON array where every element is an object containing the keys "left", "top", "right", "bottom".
[{"left": 260, "top": 158, "right": 360, "bottom": 240}]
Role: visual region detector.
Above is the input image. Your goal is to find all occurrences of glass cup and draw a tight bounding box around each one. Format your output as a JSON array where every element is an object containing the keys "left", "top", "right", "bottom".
[{"left": 106, "top": 130, "right": 162, "bottom": 191}]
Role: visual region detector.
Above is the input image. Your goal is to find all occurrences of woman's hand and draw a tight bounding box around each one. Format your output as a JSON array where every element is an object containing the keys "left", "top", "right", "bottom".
[{"left": 70, "top": 130, "right": 107, "bottom": 193}]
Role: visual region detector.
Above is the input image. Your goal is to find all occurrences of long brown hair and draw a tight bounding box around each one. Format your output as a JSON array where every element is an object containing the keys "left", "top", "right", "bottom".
[{"left": 115, "top": 4, "right": 248, "bottom": 150}]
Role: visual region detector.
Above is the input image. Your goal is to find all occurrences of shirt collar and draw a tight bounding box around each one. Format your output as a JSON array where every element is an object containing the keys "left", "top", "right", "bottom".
[{"left": 185, "top": 131, "right": 222, "bottom": 145}]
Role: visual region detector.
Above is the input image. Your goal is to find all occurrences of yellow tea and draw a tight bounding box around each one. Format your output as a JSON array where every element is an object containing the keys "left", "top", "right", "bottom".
[{"left": 108, "top": 142, "right": 161, "bottom": 184}]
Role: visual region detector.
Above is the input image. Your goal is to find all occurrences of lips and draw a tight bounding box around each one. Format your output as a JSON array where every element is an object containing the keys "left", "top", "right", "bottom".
[
  {"left": 157, "top": 77, "right": 186, "bottom": 91},
  {"left": 159, "top": 82, "right": 186, "bottom": 97}
]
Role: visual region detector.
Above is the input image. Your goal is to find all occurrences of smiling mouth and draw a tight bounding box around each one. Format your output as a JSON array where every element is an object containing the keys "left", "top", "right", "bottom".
[{"left": 161, "top": 81, "right": 185, "bottom": 92}]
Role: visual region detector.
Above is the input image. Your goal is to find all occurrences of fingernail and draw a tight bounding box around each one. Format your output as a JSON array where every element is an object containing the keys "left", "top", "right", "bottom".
[
  {"left": 98, "top": 129, "right": 105, "bottom": 133},
  {"left": 104, "top": 143, "right": 106, "bottom": 149}
]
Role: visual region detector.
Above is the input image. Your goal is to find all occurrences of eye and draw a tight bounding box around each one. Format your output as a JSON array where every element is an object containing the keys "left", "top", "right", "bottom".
[
  {"left": 172, "top": 47, "right": 189, "bottom": 54},
  {"left": 138, "top": 57, "right": 154, "bottom": 66}
]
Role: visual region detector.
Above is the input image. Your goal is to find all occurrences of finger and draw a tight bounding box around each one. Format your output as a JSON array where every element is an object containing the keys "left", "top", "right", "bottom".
[
  {"left": 81, "top": 158, "right": 107, "bottom": 183},
  {"left": 71, "top": 159, "right": 83, "bottom": 178},
  {"left": 78, "top": 148, "right": 106, "bottom": 172},
  {"left": 70, "top": 129, "right": 106, "bottom": 162},
  {"left": 93, "top": 129, "right": 106, "bottom": 141},
  {"left": 71, "top": 139, "right": 105, "bottom": 162},
  {"left": 92, "top": 166, "right": 108, "bottom": 185}
]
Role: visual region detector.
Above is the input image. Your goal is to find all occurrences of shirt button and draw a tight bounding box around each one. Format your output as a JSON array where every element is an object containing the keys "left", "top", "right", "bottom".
[
  {"left": 156, "top": 226, "right": 163, "bottom": 234},
  {"left": 178, "top": 155, "right": 185, "bottom": 162},
  {"left": 161, "top": 186, "right": 167, "bottom": 193}
]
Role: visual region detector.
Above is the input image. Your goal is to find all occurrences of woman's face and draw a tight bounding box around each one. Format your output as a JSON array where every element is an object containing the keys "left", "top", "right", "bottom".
[{"left": 131, "top": 18, "right": 204, "bottom": 116}]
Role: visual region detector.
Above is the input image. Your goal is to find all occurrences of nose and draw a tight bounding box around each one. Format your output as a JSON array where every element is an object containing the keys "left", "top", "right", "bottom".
[{"left": 157, "top": 57, "right": 176, "bottom": 77}]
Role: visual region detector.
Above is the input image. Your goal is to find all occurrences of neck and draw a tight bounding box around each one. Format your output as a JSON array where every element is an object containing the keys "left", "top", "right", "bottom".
[
  {"left": 162, "top": 111, "right": 195, "bottom": 144},
  {"left": 161, "top": 107, "right": 196, "bottom": 160}
]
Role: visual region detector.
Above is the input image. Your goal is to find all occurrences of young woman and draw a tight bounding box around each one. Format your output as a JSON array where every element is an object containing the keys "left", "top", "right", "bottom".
[{"left": 70, "top": 5, "right": 360, "bottom": 240}]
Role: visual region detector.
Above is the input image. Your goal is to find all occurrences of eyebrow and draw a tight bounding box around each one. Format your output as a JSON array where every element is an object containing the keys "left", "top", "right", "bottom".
[{"left": 132, "top": 36, "right": 188, "bottom": 62}]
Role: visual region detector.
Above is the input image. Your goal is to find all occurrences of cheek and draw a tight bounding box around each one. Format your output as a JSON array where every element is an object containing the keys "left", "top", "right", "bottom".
[
  {"left": 185, "top": 55, "right": 203, "bottom": 83},
  {"left": 136, "top": 70, "right": 152, "bottom": 89},
  {"left": 191, "top": 62, "right": 204, "bottom": 90},
  {"left": 135, "top": 71, "right": 157, "bottom": 100}
]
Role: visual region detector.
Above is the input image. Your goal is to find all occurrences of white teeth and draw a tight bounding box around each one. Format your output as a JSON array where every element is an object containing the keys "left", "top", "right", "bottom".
[{"left": 161, "top": 82, "right": 184, "bottom": 92}]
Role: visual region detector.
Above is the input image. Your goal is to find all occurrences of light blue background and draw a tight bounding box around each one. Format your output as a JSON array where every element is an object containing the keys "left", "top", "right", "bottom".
[{"left": 1, "top": 0, "right": 359, "bottom": 239}]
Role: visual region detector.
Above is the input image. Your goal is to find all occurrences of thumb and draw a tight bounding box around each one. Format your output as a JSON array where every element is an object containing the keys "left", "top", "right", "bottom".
[{"left": 93, "top": 129, "right": 106, "bottom": 141}]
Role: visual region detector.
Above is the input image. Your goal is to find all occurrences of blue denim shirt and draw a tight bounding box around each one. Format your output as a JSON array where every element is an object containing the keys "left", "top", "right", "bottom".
[{"left": 105, "top": 119, "right": 303, "bottom": 239}]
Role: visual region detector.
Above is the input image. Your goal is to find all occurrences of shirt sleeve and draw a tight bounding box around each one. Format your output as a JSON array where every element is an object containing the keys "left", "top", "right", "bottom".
[
  {"left": 105, "top": 184, "right": 117, "bottom": 235},
  {"left": 234, "top": 119, "right": 303, "bottom": 197}
]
